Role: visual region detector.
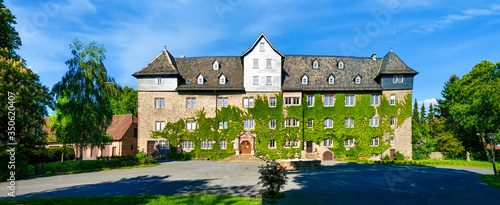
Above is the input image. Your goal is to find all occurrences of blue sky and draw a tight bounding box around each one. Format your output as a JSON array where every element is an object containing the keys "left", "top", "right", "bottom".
[{"left": 6, "top": 0, "right": 500, "bottom": 110}]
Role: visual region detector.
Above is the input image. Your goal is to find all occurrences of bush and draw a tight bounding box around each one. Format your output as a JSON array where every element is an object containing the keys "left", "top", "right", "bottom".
[
  {"left": 27, "top": 147, "right": 75, "bottom": 164},
  {"left": 382, "top": 154, "right": 391, "bottom": 161},
  {"left": 257, "top": 161, "right": 288, "bottom": 195},
  {"left": 135, "top": 152, "right": 148, "bottom": 160},
  {"left": 394, "top": 151, "right": 405, "bottom": 161}
]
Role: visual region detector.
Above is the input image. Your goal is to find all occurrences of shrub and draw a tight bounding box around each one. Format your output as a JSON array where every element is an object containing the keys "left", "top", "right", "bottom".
[
  {"left": 382, "top": 154, "right": 391, "bottom": 161},
  {"left": 257, "top": 161, "right": 288, "bottom": 195},
  {"left": 394, "top": 151, "right": 405, "bottom": 161},
  {"left": 135, "top": 152, "right": 148, "bottom": 160}
]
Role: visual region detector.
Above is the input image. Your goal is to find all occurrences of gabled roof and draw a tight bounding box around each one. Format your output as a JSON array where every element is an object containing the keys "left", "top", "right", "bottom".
[
  {"left": 282, "top": 55, "right": 383, "bottom": 91},
  {"left": 132, "top": 49, "right": 179, "bottom": 77},
  {"left": 378, "top": 51, "right": 418, "bottom": 76},
  {"left": 240, "top": 33, "right": 284, "bottom": 58},
  {"left": 107, "top": 114, "right": 138, "bottom": 140},
  {"left": 176, "top": 56, "right": 244, "bottom": 91}
]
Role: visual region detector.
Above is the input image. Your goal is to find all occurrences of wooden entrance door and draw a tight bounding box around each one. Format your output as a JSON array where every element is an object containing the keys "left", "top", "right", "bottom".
[
  {"left": 240, "top": 141, "right": 251, "bottom": 154},
  {"left": 323, "top": 151, "right": 333, "bottom": 160},
  {"left": 147, "top": 141, "right": 155, "bottom": 156},
  {"left": 306, "top": 141, "right": 313, "bottom": 153},
  {"left": 390, "top": 149, "right": 395, "bottom": 160}
]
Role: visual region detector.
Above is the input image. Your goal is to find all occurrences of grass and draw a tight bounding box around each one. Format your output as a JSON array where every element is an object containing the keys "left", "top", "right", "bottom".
[
  {"left": 345, "top": 159, "right": 500, "bottom": 169},
  {"left": 2, "top": 194, "right": 261, "bottom": 205},
  {"left": 479, "top": 175, "right": 500, "bottom": 189},
  {"left": 28, "top": 160, "right": 160, "bottom": 177}
]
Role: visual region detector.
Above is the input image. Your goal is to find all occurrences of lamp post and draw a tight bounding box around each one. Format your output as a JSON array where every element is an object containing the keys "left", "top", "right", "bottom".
[{"left": 486, "top": 133, "right": 497, "bottom": 175}]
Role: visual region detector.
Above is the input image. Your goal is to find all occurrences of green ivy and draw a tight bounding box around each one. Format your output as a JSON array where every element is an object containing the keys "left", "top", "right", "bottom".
[{"left": 150, "top": 92, "right": 412, "bottom": 160}]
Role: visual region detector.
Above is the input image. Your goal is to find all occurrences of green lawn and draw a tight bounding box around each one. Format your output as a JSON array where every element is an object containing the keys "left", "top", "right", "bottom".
[
  {"left": 346, "top": 159, "right": 500, "bottom": 169},
  {"left": 28, "top": 160, "right": 159, "bottom": 177},
  {"left": 2, "top": 194, "right": 261, "bottom": 205},
  {"left": 479, "top": 175, "right": 500, "bottom": 189}
]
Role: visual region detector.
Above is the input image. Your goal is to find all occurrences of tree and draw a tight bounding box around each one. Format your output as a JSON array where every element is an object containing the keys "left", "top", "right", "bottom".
[
  {"left": 52, "top": 39, "right": 117, "bottom": 166},
  {"left": 0, "top": 0, "right": 21, "bottom": 58},
  {"left": 448, "top": 60, "right": 500, "bottom": 164},
  {"left": 437, "top": 74, "right": 459, "bottom": 118},
  {"left": 433, "top": 117, "right": 464, "bottom": 159},
  {"left": 413, "top": 99, "right": 420, "bottom": 124},
  {"left": 110, "top": 86, "right": 138, "bottom": 117},
  {"left": 420, "top": 104, "right": 426, "bottom": 125}
]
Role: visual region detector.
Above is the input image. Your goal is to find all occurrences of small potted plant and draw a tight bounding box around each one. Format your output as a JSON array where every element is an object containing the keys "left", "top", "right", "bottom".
[{"left": 258, "top": 160, "right": 288, "bottom": 204}]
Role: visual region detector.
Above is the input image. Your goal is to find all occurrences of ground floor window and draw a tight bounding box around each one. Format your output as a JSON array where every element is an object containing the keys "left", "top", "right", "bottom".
[
  {"left": 323, "top": 139, "right": 333, "bottom": 147},
  {"left": 181, "top": 140, "right": 194, "bottom": 149},
  {"left": 220, "top": 140, "right": 227, "bottom": 149},
  {"left": 370, "top": 137, "right": 379, "bottom": 147},
  {"left": 292, "top": 139, "right": 300, "bottom": 148},
  {"left": 159, "top": 140, "right": 170, "bottom": 150},
  {"left": 344, "top": 138, "right": 354, "bottom": 147},
  {"left": 371, "top": 153, "right": 379, "bottom": 158},
  {"left": 201, "top": 139, "right": 213, "bottom": 149},
  {"left": 269, "top": 140, "right": 276, "bottom": 148},
  {"left": 390, "top": 136, "right": 395, "bottom": 145}
]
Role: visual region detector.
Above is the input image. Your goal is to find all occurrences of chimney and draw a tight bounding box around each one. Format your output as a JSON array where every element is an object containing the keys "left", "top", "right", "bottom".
[
  {"left": 180, "top": 55, "right": 185, "bottom": 58},
  {"left": 371, "top": 54, "right": 376, "bottom": 61}
]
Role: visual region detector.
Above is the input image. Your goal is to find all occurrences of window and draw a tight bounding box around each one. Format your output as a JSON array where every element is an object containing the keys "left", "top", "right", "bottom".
[
  {"left": 253, "top": 76, "right": 259, "bottom": 85},
  {"left": 266, "top": 76, "right": 272, "bottom": 85},
  {"left": 155, "top": 98, "right": 165, "bottom": 108},
  {"left": 186, "top": 121, "right": 197, "bottom": 130},
  {"left": 399, "top": 75, "right": 403, "bottom": 83},
  {"left": 181, "top": 140, "right": 194, "bottom": 149},
  {"left": 390, "top": 117, "right": 396, "bottom": 126},
  {"left": 219, "top": 121, "right": 228, "bottom": 129},
  {"left": 266, "top": 59, "right": 272, "bottom": 68},
  {"left": 253, "top": 59, "right": 259, "bottom": 68},
  {"left": 328, "top": 75, "right": 335, "bottom": 84},
  {"left": 159, "top": 140, "right": 170, "bottom": 150},
  {"left": 307, "top": 119, "right": 313, "bottom": 128},
  {"left": 131, "top": 145, "right": 134, "bottom": 150},
  {"left": 186, "top": 98, "right": 196, "bottom": 108},
  {"left": 355, "top": 76, "right": 361, "bottom": 84},
  {"left": 285, "top": 118, "right": 299, "bottom": 127},
  {"left": 244, "top": 119, "right": 254, "bottom": 129},
  {"left": 390, "top": 136, "right": 395, "bottom": 145},
  {"left": 323, "top": 139, "right": 333, "bottom": 147},
  {"left": 307, "top": 96, "right": 314, "bottom": 107},
  {"left": 220, "top": 140, "right": 227, "bottom": 149},
  {"left": 370, "top": 118, "right": 379, "bottom": 127},
  {"left": 218, "top": 97, "right": 228, "bottom": 107},
  {"left": 345, "top": 117, "right": 354, "bottom": 128},
  {"left": 219, "top": 75, "right": 226, "bottom": 84},
  {"left": 292, "top": 139, "right": 300, "bottom": 148},
  {"left": 201, "top": 140, "right": 213, "bottom": 149},
  {"left": 345, "top": 95, "right": 355, "bottom": 106},
  {"left": 324, "top": 118, "right": 333, "bottom": 128},
  {"left": 260, "top": 42, "right": 265, "bottom": 51},
  {"left": 197, "top": 75, "right": 203, "bottom": 84},
  {"left": 313, "top": 60, "right": 319, "bottom": 69},
  {"left": 155, "top": 121, "right": 165, "bottom": 131},
  {"left": 156, "top": 77, "right": 161, "bottom": 84},
  {"left": 284, "top": 97, "right": 300, "bottom": 106},
  {"left": 134, "top": 128, "right": 138, "bottom": 138},
  {"left": 338, "top": 60, "right": 344, "bottom": 69},
  {"left": 393, "top": 75, "right": 404, "bottom": 83},
  {"left": 284, "top": 139, "right": 291, "bottom": 148},
  {"left": 302, "top": 75, "right": 308, "bottom": 84},
  {"left": 324, "top": 95, "right": 334, "bottom": 107},
  {"left": 370, "top": 137, "right": 379, "bottom": 147},
  {"left": 243, "top": 97, "right": 254, "bottom": 108},
  {"left": 344, "top": 138, "right": 354, "bottom": 147},
  {"left": 390, "top": 94, "right": 396, "bottom": 105},
  {"left": 270, "top": 97, "right": 276, "bottom": 107},
  {"left": 371, "top": 94, "right": 380, "bottom": 106},
  {"left": 269, "top": 119, "right": 276, "bottom": 129},
  {"left": 269, "top": 140, "right": 276, "bottom": 148},
  {"left": 213, "top": 61, "right": 219, "bottom": 70}
]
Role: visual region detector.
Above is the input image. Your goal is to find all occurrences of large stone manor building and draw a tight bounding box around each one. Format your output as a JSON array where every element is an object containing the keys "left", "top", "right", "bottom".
[{"left": 133, "top": 34, "right": 417, "bottom": 160}]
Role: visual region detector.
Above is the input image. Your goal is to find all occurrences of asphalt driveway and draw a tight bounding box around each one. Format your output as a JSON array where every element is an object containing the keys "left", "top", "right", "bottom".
[{"left": 1, "top": 161, "right": 499, "bottom": 204}]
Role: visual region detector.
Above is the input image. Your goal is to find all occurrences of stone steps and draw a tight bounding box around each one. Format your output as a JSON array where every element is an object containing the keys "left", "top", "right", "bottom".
[{"left": 219, "top": 155, "right": 266, "bottom": 162}]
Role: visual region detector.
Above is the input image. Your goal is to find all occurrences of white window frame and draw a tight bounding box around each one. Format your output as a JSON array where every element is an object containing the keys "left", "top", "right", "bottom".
[
  {"left": 323, "top": 139, "right": 333, "bottom": 147},
  {"left": 269, "top": 119, "right": 276, "bottom": 129},
  {"left": 292, "top": 139, "right": 300, "bottom": 148},
  {"left": 307, "top": 119, "right": 313, "bottom": 128},
  {"left": 324, "top": 95, "right": 334, "bottom": 107},
  {"left": 197, "top": 75, "right": 203, "bottom": 84},
  {"left": 269, "top": 140, "right": 276, "bottom": 148},
  {"left": 284, "top": 139, "right": 291, "bottom": 148},
  {"left": 213, "top": 61, "right": 219, "bottom": 70},
  {"left": 302, "top": 75, "right": 308, "bottom": 84},
  {"left": 338, "top": 60, "right": 344, "bottom": 69},
  {"left": 224, "top": 121, "right": 228, "bottom": 129},
  {"left": 399, "top": 75, "right": 404, "bottom": 83},
  {"left": 328, "top": 75, "right": 335, "bottom": 84},
  {"left": 186, "top": 98, "right": 196, "bottom": 108},
  {"left": 219, "top": 121, "right": 223, "bottom": 129},
  {"left": 345, "top": 95, "right": 355, "bottom": 106},
  {"left": 155, "top": 121, "right": 165, "bottom": 131},
  {"left": 253, "top": 59, "right": 259, "bottom": 68},
  {"left": 393, "top": 75, "right": 398, "bottom": 83},
  {"left": 266, "top": 59, "right": 272, "bottom": 68},
  {"left": 155, "top": 98, "right": 165, "bottom": 108},
  {"left": 313, "top": 60, "right": 319, "bottom": 69},
  {"left": 284, "top": 97, "right": 300, "bottom": 106},
  {"left": 219, "top": 75, "right": 226, "bottom": 84},
  {"left": 370, "top": 118, "right": 379, "bottom": 127},
  {"left": 324, "top": 118, "right": 333, "bottom": 128},
  {"left": 243, "top": 97, "right": 254, "bottom": 108},
  {"left": 371, "top": 94, "right": 380, "bottom": 106},
  {"left": 244, "top": 119, "right": 254, "bottom": 129},
  {"left": 201, "top": 140, "right": 206, "bottom": 149},
  {"left": 266, "top": 76, "right": 272, "bottom": 85},
  {"left": 390, "top": 136, "right": 395, "bottom": 145},
  {"left": 391, "top": 117, "right": 396, "bottom": 126},
  {"left": 344, "top": 138, "right": 354, "bottom": 147},
  {"left": 220, "top": 140, "right": 227, "bottom": 149},
  {"left": 390, "top": 94, "right": 396, "bottom": 105},
  {"left": 181, "top": 140, "right": 194, "bottom": 149},
  {"left": 355, "top": 76, "right": 361, "bottom": 84},
  {"left": 156, "top": 77, "right": 161, "bottom": 84},
  {"left": 253, "top": 76, "right": 259, "bottom": 85},
  {"left": 260, "top": 42, "right": 265, "bottom": 52},
  {"left": 186, "top": 121, "right": 197, "bottom": 130},
  {"left": 270, "top": 97, "right": 276, "bottom": 107},
  {"left": 307, "top": 96, "right": 314, "bottom": 107},
  {"left": 218, "top": 97, "right": 228, "bottom": 108},
  {"left": 345, "top": 117, "right": 354, "bottom": 128},
  {"left": 370, "top": 137, "right": 379, "bottom": 147},
  {"left": 159, "top": 140, "right": 170, "bottom": 150},
  {"left": 285, "top": 118, "right": 299, "bottom": 127}
]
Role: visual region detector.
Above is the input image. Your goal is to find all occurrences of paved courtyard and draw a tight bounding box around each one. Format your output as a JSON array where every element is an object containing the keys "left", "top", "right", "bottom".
[{"left": 1, "top": 161, "right": 499, "bottom": 204}]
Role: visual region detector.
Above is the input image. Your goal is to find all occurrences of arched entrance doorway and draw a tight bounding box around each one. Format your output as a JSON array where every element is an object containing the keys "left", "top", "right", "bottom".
[
  {"left": 240, "top": 141, "right": 252, "bottom": 154},
  {"left": 322, "top": 150, "right": 333, "bottom": 161}
]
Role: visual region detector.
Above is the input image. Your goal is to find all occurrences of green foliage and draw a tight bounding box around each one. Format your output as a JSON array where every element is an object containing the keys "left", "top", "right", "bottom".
[
  {"left": 110, "top": 86, "right": 138, "bottom": 117},
  {"left": 135, "top": 152, "right": 148, "bottom": 160},
  {"left": 258, "top": 161, "right": 288, "bottom": 195},
  {"left": 394, "top": 151, "right": 405, "bottom": 161},
  {"left": 26, "top": 147, "right": 75, "bottom": 164},
  {"left": 0, "top": 1, "right": 22, "bottom": 58}
]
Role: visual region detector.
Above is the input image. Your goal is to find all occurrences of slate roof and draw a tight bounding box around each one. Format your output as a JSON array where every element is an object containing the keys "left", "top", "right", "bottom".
[
  {"left": 107, "top": 114, "right": 138, "bottom": 140},
  {"left": 378, "top": 51, "right": 418, "bottom": 75},
  {"left": 282, "top": 55, "right": 384, "bottom": 91},
  {"left": 132, "top": 49, "right": 179, "bottom": 77},
  {"left": 241, "top": 33, "right": 284, "bottom": 57},
  {"left": 176, "top": 56, "right": 244, "bottom": 91}
]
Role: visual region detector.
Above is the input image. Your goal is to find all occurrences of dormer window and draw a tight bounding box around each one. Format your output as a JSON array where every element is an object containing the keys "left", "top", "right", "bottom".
[
  {"left": 213, "top": 60, "right": 219, "bottom": 70},
  {"left": 197, "top": 75, "right": 204, "bottom": 84},
  {"left": 260, "top": 42, "right": 265, "bottom": 51},
  {"left": 313, "top": 60, "right": 319, "bottom": 69},
  {"left": 355, "top": 75, "right": 361, "bottom": 84},
  {"left": 219, "top": 74, "right": 226, "bottom": 84},
  {"left": 338, "top": 60, "right": 344, "bottom": 69},
  {"left": 328, "top": 75, "right": 335, "bottom": 84},
  {"left": 156, "top": 77, "right": 162, "bottom": 85},
  {"left": 302, "top": 75, "right": 308, "bottom": 84}
]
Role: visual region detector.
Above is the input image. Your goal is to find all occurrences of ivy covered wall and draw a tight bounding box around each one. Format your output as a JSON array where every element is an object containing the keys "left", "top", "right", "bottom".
[{"left": 150, "top": 92, "right": 412, "bottom": 160}]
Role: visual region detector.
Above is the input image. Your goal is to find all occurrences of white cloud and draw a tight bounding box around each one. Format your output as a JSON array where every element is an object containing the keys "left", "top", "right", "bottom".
[
  {"left": 415, "top": 4, "right": 500, "bottom": 34},
  {"left": 418, "top": 98, "right": 438, "bottom": 108}
]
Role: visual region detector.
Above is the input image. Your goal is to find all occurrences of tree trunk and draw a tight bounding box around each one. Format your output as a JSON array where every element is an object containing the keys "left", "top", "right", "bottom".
[
  {"left": 61, "top": 145, "right": 65, "bottom": 162},
  {"left": 480, "top": 132, "right": 491, "bottom": 161},
  {"left": 79, "top": 141, "right": 84, "bottom": 167}
]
